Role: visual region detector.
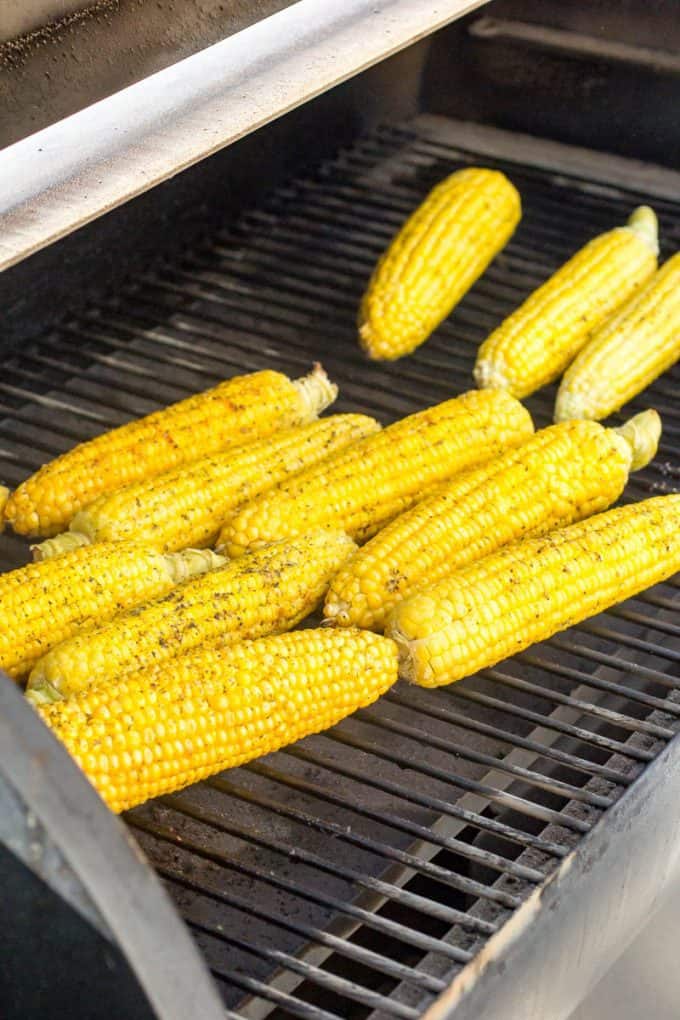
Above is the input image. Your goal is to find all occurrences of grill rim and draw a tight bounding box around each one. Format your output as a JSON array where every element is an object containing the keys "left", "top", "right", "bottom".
[{"left": 421, "top": 728, "right": 680, "bottom": 1020}]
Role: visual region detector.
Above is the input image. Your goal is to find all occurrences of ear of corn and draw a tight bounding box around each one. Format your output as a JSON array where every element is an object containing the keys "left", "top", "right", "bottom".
[
  {"left": 220, "top": 389, "right": 534, "bottom": 556},
  {"left": 474, "top": 207, "right": 659, "bottom": 399},
  {"left": 358, "top": 168, "right": 521, "bottom": 360},
  {"left": 36, "top": 628, "right": 398, "bottom": 813},
  {"left": 555, "top": 252, "right": 680, "bottom": 422},
  {"left": 33, "top": 414, "right": 379, "bottom": 560},
  {"left": 26, "top": 529, "right": 356, "bottom": 704},
  {"left": 0, "top": 486, "right": 8, "bottom": 533},
  {"left": 0, "top": 544, "right": 224, "bottom": 680},
  {"left": 324, "top": 410, "right": 661, "bottom": 631},
  {"left": 4, "top": 365, "right": 338, "bottom": 538},
  {"left": 386, "top": 494, "right": 680, "bottom": 688}
]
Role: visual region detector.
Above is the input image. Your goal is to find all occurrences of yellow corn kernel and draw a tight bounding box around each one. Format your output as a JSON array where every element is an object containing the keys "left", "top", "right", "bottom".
[
  {"left": 37, "top": 628, "right": 398, "bottom": 813},
  {"left": 556, "top": 252, "right": 680, "bottom": 421},
  {"left": 474, "top": 206, "right": 659, "bottom": 399},
  {"left": 33, "top": 414, "right": 379, "bottom": 559},
  {"left": 386, "top": 494, "right": 680, "bottom": 688},
  {"left": 358, "top": 168, "right": 521, "bottom": 360},
  {"left": 324, "top": 410, "right": 661, "bottom": 631},
  {"left": 0, "top": 486, "right": 8, "bottom": 533},
  {"left": 26, "top": 529, "right": 356, "bottom": 703},
  {"left": 4, "top": 365, "right": 338, "bottom": 538},
  {"left": 0, "top": 543, "right": 223, "bottom": 680},
  {"left": 220, "top": 389, "right": 534, "bottom": 556}
]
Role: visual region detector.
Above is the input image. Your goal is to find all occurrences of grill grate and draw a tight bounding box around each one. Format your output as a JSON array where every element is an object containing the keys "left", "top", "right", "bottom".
[{"left": 2, "top": 116, "right": 680, "bottom": 1019}]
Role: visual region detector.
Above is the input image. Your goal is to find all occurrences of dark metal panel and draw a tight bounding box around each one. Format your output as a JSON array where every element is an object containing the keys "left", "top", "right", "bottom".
[
  {"left": 424, "top": 2, "right": 680, "bottom": 168},
  {"left": 0, "top": 673, "right": 225, "bottom": 1020}
]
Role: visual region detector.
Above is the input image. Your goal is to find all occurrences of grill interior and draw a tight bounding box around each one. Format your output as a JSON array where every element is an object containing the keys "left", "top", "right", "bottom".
[{"left": 2, "top": 114, "right": 680, "bottom": 1019}]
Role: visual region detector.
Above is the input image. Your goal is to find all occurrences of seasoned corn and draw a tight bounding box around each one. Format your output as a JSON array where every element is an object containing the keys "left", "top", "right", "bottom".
[
  {"left": 359, "top": 168, "right": 521, "bottom": 360},
  {"left": 556, "top": 252, "right": 680, "bottom": 421},
  {"left": 4, "top": 365, "right": 338, "bottom": 538},
  {"left": 33, "top": 414, "right": 379, "bottom": 559},
  {"left": 26, "top": 530, "right": 356, "bottom": 703},
  {"left": 37, "top": 628, "right": 398, "bottom": 813},
  {"left": 220, "top": 389, "right": 534, "bottom": 556},
  {"left": 474, "top": 207, "right": 659, "bottom": 399},
  {"left": 325, "top": 410, "right": 661, "bottom": 630},
  {"left": 386, "top": 494, "right": 680, "bottom": 688},
  {"left": 0, "top": 543, "right": 223, "bottom": 679}
]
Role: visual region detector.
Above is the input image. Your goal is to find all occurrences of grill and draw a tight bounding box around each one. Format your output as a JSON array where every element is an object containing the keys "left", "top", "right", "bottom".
[{"left": 2, "top": 108, "right": 680, "bottom": 1020}]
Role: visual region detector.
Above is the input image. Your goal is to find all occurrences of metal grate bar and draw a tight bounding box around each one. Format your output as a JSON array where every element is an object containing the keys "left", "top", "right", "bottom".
[
  {"left": 156, "top": 865, "right": 447, "bottom": 995},
  {"left": 585, "top": 620, "right": 680, "bottom": 655},
  {"left": 520, "top": 652, "right": 680, "bottom": 714},
  {"left": 159, "top": 791, "right": 498, "bottom": 934},
  {"left": 387, "top": 689, "right": 633, "bottom": 786},
  {"left": 187, "top": 917, "right": 422, "bottom": 1020},
  {"left": 356, "top": 707, "right": 614, "bottom": 808},
  {"left": 282, "top": 744, "right": 570, "bottom": 858},
  {"left": 128, "top": 816, "right": 473, "bottom": 964},
  {"left": 244, "top": 762, "right": 541, "bottom": 891},
  {"left": 545, "top": 639, "right": 680, "bottom": 685},
  {"left": 485, "top": 670, "right": 675, "bottom": 739},
  {"left": 326, "top": 728, "right": 590, "bottom": 834},
  {"left": 443, "top": 685, "right": 655, "bottom": 763},
  {"left": 204, "top": 778, "right": 506, "bottom": 928}
]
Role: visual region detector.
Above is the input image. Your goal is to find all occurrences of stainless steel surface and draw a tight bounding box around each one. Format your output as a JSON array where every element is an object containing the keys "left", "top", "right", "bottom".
[
  {"left": 570, "top": 875, "right": 680, "bottom": 1020},
  {"left": 0, "top": 0, "right": 489, "bottom": 272},
  {"left": 0, "top": 0, "right": 297, "bottom": 150},
  {"left": 0, "top": 0, "right": 99, "bottom": 42},
  {"left": 2, "top": 115, "right": 680, "bottom": 1017}
]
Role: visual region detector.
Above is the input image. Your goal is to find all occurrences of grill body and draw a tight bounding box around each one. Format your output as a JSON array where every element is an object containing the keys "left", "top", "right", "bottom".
[{"left": 1, "top": 3, "right": 680, "bottom": 1019}]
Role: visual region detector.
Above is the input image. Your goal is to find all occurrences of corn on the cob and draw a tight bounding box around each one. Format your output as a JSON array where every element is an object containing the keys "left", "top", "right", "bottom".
[
  {"left": 474, "top": 207, "right": 659, "bottom": 399},
  {"left": 26, "top": 529, "right": 356, "bottom": 704},
  {"left": 556, "top": 252, "right": 680, "bottom": 422},
  {"left": 386, "top": 494, "right": 680, "bottom": 688},
  {"left": 324, "top": 410, "right": 661, "bottom": 631},
  {"left": 33, "top": 414, "right": 379, "bottom": 560},
  {"left": 4, "top": 365, "right": 338, "bottom": 538},
  {"left": 358, "top": 168, "right": 521, "bottom": 361},
  {"left": 0, "top": 486, "right": 8, "bottom": 534},
  {"left": 37, "top": 628, "right": 397, "bottom": 813},
  {"left": 220, "top": 389, "right": 534, "bottom": 556},
  {"left": 0, "top": 543, "right": 223, "bottom": 680}
]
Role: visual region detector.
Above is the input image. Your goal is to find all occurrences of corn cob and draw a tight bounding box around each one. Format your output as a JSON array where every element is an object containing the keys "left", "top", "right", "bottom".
[
  {"left": 26, "top": 529, "right": 356, "bottom": 704},
  {"left": 358, "top": 168, "right": 521, "bottom": 361},
  {"left": 220, "top": 389, "right": 534, "bottom": 556},
  {"left": 474, "top": 207, "right": 659, "bottom": 399},
  {"left": 4, "top": 365, "right": 338, "bottom": 538},
  {"left": 556, "top": 252, "right": 680, "bottom": 422},
  {"left": 0, "top": 543, "right": 223, "bottom": 680},
  {"left": 37, "top": 628, "right": 397, "bottom": 813},
  {"left": 324, "top": 410, "right": 661, "bottom": 631},
  {"left": 386, "top": 494, "right": 680, "bottom": 688},
  {"left": 33, "top": 414, "right": 379, "bottom": 560},
  {"left": 0, "top": 486, "right": 8, "bottom": 534}
]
